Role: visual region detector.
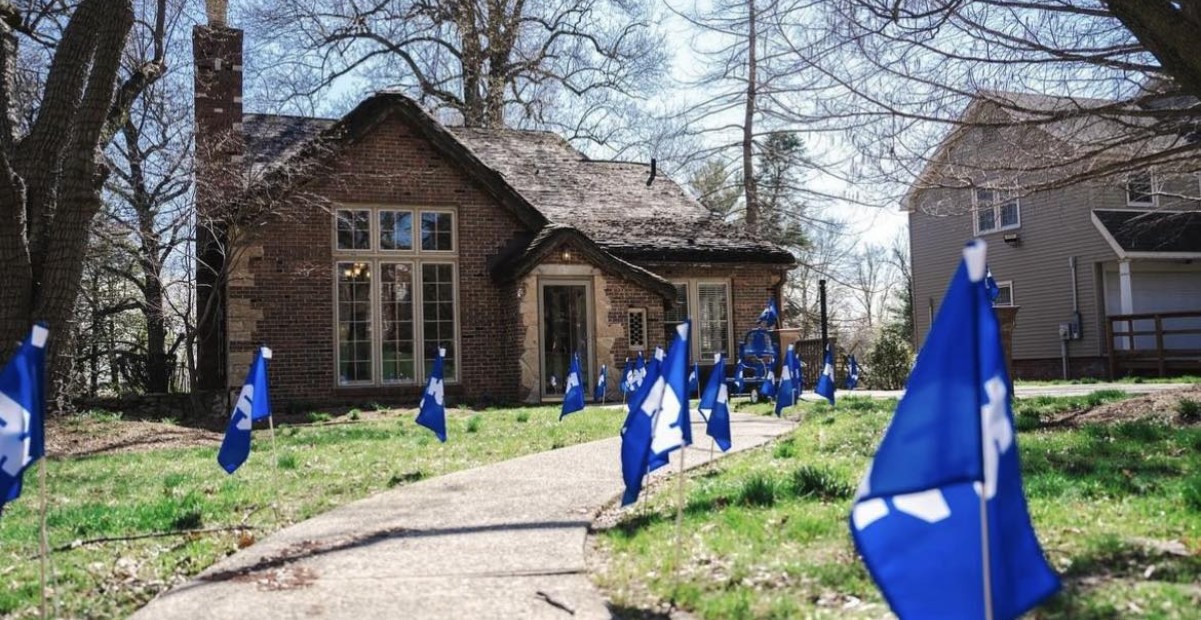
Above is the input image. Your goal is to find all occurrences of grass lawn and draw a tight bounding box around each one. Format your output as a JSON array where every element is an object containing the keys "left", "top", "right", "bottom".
[
  {"left": 0, "top": 405, "right": 624, "bottom": 618},
  {"left": 595, "top": 393, "right": 1201, "bottom": 620}
]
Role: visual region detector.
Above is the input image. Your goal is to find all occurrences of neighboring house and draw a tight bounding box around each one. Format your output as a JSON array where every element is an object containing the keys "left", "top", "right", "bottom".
[
  {"left": 907, "top": 91, "right": 1201, "bottom": 379},
  {"left": 191, "top": 15, "right": 794, "bottom": 406}
]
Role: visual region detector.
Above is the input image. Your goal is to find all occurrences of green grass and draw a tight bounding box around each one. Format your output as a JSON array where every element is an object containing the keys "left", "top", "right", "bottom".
[
  {"left": 0, "top": 405, "right": 624, "bottom": 618},
  {"left": 596, "top": 393, "right": 1201, "bottom": 619}
]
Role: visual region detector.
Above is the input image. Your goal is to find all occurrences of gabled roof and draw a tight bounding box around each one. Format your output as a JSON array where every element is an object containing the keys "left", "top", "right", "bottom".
[
  {"left": 487, "top": 224, "right": 678, "bottom": 299},
  {"left": 1091, "top": 209, "right": 1201, "bottom": 259},
  {"left": 242, "top": 92, "right": 795, "bottom": 273},
  {"left": 903, "top": 89, "right": 1201, "bottom": 211}
]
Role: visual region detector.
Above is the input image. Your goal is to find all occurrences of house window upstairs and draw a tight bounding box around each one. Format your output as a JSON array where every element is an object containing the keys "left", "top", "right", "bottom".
[
  {"left": 973, "top": 188, "right": 1020, "bottom": 235},
  {"left": 1126, "top": 172, "right": 1156, "bottom": 207}
]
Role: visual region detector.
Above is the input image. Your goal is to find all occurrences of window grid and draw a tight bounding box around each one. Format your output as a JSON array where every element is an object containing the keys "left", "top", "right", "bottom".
[
  {"left": 336, "top": 262, "right": 373, "bottom": 385},
  {"left": 379, "top": 210, "right": 414, "bottom": 251},
  {"left": 973, "top": 189, "right": 1020, "bottom": 235},
  {"left": 696, "top": 283, "right": 731, "bottom": 360},
  {"left": 422, "top": 263, "right": 457, "bottom": 380},
  {"left": 380, "top": 262, "right": 416, "bottom": 383},
  {"left": 1126, "top": 172, "right": 1156, "bottom": 207},
  {"left": 332, "top": 206, "right": 458, "bottom": 386}
]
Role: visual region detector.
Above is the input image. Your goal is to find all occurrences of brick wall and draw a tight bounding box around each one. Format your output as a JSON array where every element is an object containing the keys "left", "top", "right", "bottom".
[{"left": 229, "top": 111, "right": 529, "bottom": 407}]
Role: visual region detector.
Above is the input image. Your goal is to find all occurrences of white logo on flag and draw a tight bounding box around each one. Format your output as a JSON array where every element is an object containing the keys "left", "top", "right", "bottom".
[
  {"left": 423, "top": 377, "right": 445, "bottom": 408},
  {"left": 231, "top": 384, "right": 255, "bottom": 431},
  {"left": 565, "top": 370, "right": 580, "bottom": 393},
  {"left": 0, "top": 394, "right": 31, "bottom": 476},
  {"left": 975, "top": 376, "right": 1013, "bottom": 500}
]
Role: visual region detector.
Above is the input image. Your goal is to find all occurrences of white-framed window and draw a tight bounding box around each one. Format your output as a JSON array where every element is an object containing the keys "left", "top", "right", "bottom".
[
  {"left": 332, "top": 206, "right": 459, "bottom": 386},
  {"left": 627, "top": 308, "right": 647, "bottom": 350},
  {"left": 1126, "top": 172, "right": 1156, "bottom": 207},
  {"left": 667, "top": 279, "right": 732, "bottom": 360},
  {"left": 993, "top": 281, "right": 1014, "bottom": 307},
  {"left": 973, "top": 188, "right": 1020, "bottom": 235}
]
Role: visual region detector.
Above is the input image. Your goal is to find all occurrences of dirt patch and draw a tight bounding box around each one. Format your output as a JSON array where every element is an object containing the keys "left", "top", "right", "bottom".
[
  {"left": 46, "top": 418, "right": 222, "bottom": 458},
  {"left": 1052, "top": 385, "right": 1201, "bottom": 427}
]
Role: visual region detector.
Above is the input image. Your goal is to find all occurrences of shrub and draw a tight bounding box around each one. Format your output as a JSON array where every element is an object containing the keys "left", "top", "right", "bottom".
[
  {"left": 864, "top": 332, "right": 914, "bottom": 390},
  {"left": 277, "top": 452, "right": 298, "bottom": 470},
  {"left": 515, "top": 411, "right": 531, "bottom": 423},
  {"left": 788, "top": 465, "right": 854, "bottom": 501},
  {"left": 1176, "top": 398, "right": 1200, "bottom": 423},
  {"left": 307, "top": 411, "right": 333, "bottom": 423},
  {"left": 348, "top": 408, "right": 362, "bottom": 421},
  {"left": 466, "top": 415, "right": 483, "bottom": 433},
  {"left": 737, "top": 473, "right": 779, "bottom": 507}
]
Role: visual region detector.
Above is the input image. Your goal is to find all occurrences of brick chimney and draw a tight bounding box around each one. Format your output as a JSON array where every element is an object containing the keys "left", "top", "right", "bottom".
[{"left": 193, "top": 0, "right": 243, "bottom": 391}]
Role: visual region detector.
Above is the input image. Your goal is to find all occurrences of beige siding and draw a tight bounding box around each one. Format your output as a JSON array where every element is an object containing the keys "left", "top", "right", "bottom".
[{"left": 912, "top": 184, "right": 1123, "bottom": 362}]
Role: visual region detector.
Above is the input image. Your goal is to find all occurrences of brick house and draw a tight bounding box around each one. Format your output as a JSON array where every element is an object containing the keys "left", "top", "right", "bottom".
[{"left": 193, "top": 15, "right": 794, "bottom": 407}]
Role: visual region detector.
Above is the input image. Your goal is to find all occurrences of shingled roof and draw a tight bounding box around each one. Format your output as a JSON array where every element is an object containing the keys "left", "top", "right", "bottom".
[
  {"left": 241, "top": 94, "right": 795, "bottom": 270},
  {"left": 1092, "top": 209, "right": 1201, "bottom": 258}
]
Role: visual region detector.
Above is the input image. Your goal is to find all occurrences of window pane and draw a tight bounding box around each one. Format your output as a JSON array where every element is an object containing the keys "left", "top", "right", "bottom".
[
  {"left": 380, "top": 263, "right": 415, "bottom": 382},
  {"left": 420, "top": 211, "right": 454, "bottom": 251},
  {"left": 976, "top": 208, "right": 996, "bottom": 233},
  {"left": 336, "top": 209, "right": 371, "bottom": 250},
  {"left": 664, "top": 283, "right": 688, "bottom": 344},
  {"left": 337, "top": 262, "right": 372, "bottom": 384},
  {"left": 975, "top": 188, "right": 994, "bottom": 206},
  {"left": 1000, "top": 201, "right": 1019, "bottom": 228},
  {"left": 1127, "top": 173, "right": 1154, "bottom": 205},
  {"left": 379, "top": 211, "right": 413, "bottom": 250},
  {"left": 422, "top": 263, "right": 457, "bottom": 380},
  {"left": 697, "top": 283, "right": 729, "bottom": 359},
  {"left": 994, "top": 284, "right": 1013, "bottom": 307}
]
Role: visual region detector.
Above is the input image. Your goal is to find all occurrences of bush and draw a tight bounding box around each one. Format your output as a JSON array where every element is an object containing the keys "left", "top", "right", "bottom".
[
  {"left": 864, "top": 332, "right": 914, "bottom": 390},
  {"left": 1176, "top": 398, "right": 1200, "bottom": 423},
  {"left": 736, "top": 473, "right": 779, "bottom": 507},
  {"left": 307, "top": 411, "right": 332, "bottom": 423},
  {"left": 788, "top": 465, "right": 854, "bottom": 501},
  {"left": 466, "top": 414, "right": 483, "bottom": 433}
]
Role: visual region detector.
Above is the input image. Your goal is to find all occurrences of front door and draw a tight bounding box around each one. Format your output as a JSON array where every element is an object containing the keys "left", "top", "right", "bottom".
[{"left": 541, "top": 283, "right": 591, "bottom": 401}]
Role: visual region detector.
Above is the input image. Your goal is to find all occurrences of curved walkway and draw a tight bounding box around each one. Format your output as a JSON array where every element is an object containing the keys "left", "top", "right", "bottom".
[{"left": 133, "top": 412, "right": 795, "bottom": 620}]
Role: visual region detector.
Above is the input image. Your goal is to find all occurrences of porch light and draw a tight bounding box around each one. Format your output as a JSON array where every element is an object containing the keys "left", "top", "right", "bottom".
[{"left": 562, "top": 250, "right": 572, "bottom": 261}]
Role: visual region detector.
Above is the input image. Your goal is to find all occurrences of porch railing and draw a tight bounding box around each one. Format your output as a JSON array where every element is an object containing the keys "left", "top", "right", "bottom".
[{"left": 1106, "top": 310, "right": 1201, "bottom": 378}]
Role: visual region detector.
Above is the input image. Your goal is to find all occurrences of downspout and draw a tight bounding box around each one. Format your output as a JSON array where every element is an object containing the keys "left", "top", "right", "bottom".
[{"left": 1062, "top": 256, "right": 1079, "bottom": 380}]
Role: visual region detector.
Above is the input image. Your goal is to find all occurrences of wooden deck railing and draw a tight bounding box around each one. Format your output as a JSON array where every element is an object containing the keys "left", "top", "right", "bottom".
[{"left": 1106, "top": 310, "right": 1201, "bottom": 378}]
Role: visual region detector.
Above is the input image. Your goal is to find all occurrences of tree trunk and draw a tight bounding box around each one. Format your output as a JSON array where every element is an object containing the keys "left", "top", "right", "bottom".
[{"left": 742, "top": 0, "right": 759, "bottom": 229}]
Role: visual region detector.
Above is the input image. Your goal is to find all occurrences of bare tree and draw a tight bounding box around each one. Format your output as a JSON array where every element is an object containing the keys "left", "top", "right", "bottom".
[
  {"left": 241, "top": 0, "right": 667, "bottom": 140},
  {"left": 0, "top": 0, "right": 169, "bottom": 401},
  {"left": 775, "top": 1, "right": 1201, "bottom": 207}
]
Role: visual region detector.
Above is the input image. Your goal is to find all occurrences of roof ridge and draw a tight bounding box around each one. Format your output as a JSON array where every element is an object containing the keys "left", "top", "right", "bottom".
[{"left": 243, "top": 112, "right": 340, "bottom": 122}]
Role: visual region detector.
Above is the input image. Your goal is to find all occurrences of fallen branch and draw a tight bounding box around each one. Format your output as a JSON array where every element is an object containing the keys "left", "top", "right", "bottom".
[{"left": 39, "top": 524, "right": 260, "bottom": 557}]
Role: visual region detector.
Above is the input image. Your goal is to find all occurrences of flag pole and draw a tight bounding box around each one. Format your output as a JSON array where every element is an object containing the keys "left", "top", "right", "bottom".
[
  {"left": 971, "top": 244, "right": 995, "bottom": 620},
  {"left": 37, "top": 458, "right": 49, "bottom": 620},
  {"left": 268, "top": 413, "right": 279, "bottom": 472},
  {"left": 673, "top": 445, "right": 686, "bottom": 586}
]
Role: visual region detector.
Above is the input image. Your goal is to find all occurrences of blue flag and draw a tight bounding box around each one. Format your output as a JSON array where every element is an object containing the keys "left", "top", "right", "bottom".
[
  {"left": 760, "top": 368, "right": 776, "bottom": 400},
  {"left": 814, "top": 344, "right": 836, "bottom": 406},
  {"left": 561, "top": 353, "right": 586, "bottom": 419},
  {"left": 619, "top": 358, "right": 631, "bottom": 394},
  {"left": 619, "top": 345, "right": 664, "bottom": 506},
  {"left": 417, "top": 347, "right": 447, "bottom": 442},
  {"left": 733, "top": 362, "right": 745, "bottom": 394},
  {"left": 621, "top": 322, "right": 690, "bottom": 504},
  {"left": 757, "top": 298, "right": 779, "bottom": 326},
  {"left": 986, "top": 266, "right": 1001, "bottom": 302},
  {"left": 702, "top": 354, "right": 732, "bottom": 452},
  {"left": 218, "top": 346, "right": 272, "bottom": 474},
  {"left": 687, "top": 362, "right": 699, "bottom": 397},
  {"left": 846, "top": 355, "right": 861, "bottom": 390},
  {"left": 1, "top": 324, "right": 48, "bottom": 512},
  {"left": 594, "top": 364, "right": 608, "bottom": 402},
  {"left": 775, "top": 345, "right": 799, "bottom": 415},
  {"left": 633, "top": 352, "right": 647, "bottom": 391},
  {"left": 850, "top": 240, "right": 1059, "bottom": 620}
]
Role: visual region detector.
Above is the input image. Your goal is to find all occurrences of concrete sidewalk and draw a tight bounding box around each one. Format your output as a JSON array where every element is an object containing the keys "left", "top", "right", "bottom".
[
  {"left": 133, "top": 412, "right": 795, "bottom": 620},
  {"left": 822, "top": 381, "right": 1194, "bottom": 401}
]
